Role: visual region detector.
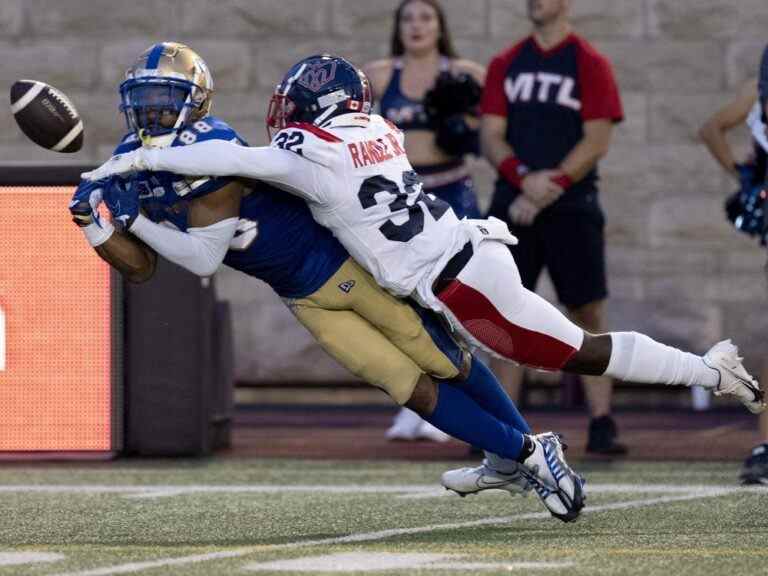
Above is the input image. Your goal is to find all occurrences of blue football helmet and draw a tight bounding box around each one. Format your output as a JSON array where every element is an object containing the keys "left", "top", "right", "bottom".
[
  {"left": 266, "top": 54, "right": 372, "bottom": 138},
  {"left": 119, "top": 42, "right": 214, "bottom": 144}
]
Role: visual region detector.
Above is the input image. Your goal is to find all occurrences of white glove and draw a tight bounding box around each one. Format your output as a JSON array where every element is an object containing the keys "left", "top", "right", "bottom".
[{"left": 82, "top": 149, "right": 148, "bottom": 181}]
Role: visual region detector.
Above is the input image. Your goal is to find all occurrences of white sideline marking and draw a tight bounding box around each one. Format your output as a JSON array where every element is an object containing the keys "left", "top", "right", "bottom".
[
  {"left": 52, "top": 551, "right": 246, "bottom": 576},
  {"left": 245, "top": 552, "right": 451, "bottom": 572},
  {"left": 243, "top": 552, "right": 575, "bottom": 572},
  {"left": 399, "top": 483, "right": 753, "bottom": 500},
  {"left": 0, "top": 483, "right": 763, "bottom": 500},
  {"left": 50, "top": 488, "right": 737, "bottom": 576},
  {"left": 0, "top": 552, "right": 65, "bottom": 566},
  {"left": 430, "top": 561, "right": 576, "bottom": 570}
]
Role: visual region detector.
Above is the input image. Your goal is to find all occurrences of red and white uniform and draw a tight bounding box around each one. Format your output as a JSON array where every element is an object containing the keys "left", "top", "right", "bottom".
[{"left": 141, "top": 113, "right": 584, "bottom": 369}]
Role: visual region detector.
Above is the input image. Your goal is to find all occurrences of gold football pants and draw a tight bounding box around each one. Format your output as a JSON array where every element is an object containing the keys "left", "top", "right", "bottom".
[{"left": 286, "top": 258, "right": 461, "bottom": 404}]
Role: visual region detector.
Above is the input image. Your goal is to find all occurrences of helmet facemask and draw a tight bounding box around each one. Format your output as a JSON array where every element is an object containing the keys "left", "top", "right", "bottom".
[
  {"left": 120, "top": 77, "right": 205, "bottom": 140},
  {"left": 266, "top": 92, "right": 298, "bottom": 140},
  {"left": 120, "top": 42, "right": 213, "bottom": 146}
]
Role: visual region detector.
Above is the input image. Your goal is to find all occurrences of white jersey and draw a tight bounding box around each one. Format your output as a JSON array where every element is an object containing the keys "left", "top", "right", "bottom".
[{"left": 144, "top": 113, "right": 484, "bottom": 299}]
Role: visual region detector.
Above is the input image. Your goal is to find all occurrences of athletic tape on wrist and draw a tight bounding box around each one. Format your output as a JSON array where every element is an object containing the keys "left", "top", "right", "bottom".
[{"left": 82, "top": 220, "right": 115, "bottom": 247}]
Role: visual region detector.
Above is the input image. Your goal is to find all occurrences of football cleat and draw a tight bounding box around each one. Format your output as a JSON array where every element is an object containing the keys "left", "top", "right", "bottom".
[
  {"left": 384, "top": 408, "right": 451, "bottom": 442},
  {"left": 519, "top": 432, "right": 586, "bottom": 522},
  {"left": 740, "top": 443, "right": 768, "bottom": 485},
  {"left": 441, "top": 460, "right": 533, "bottom": 497},
  {"left": 703, "top": 340, "right": 765, "bottom": 414},
  {"left": 385, "top": 408, "right": 422, "bottom": 441},
  {"left": 415, "top": 420, "right": 451, "bottom": 443},
  {"left": 385, "top": 409, "right": 449, "bottom": 442}
]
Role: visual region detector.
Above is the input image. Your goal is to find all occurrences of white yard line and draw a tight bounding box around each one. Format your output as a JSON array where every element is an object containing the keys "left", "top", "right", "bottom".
[
  {"left": 0, "top": 483, "right": 762, "bottom": 500},
  {"left": 242, "top": 552, "right": 576, "bottom": 572},
  {"left": 50, "top": 487, "right": 738, "bottom": 576}
]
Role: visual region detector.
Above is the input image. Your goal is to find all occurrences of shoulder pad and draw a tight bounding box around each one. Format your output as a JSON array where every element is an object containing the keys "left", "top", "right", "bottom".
[
  {"left": 272, "top": 122, "right": 343, "bottom": 167},
  {"left": 112, "top": 132, "right": 141, "bottom": 155},
  {"left": 173, "top": 116, "right": 249, "bottom": 148}
]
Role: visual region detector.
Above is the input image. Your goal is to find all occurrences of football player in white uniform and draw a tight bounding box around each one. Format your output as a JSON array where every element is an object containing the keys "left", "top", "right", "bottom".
[{"left": 86, "top": 54, "right": 765, "bottom": 506}]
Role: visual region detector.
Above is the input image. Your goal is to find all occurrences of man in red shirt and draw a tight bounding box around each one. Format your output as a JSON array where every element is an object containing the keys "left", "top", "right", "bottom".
[{"left": 481, "top": 0, "right": 625, "bottom": 454}]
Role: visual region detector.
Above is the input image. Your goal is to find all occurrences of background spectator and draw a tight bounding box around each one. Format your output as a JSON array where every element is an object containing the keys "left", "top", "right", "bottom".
[
  {"left": 364, "top": 0, "right": 486, "bottom": 443},
  {"left": 480, "top": 0, "right": 626, "bottom": 454}
]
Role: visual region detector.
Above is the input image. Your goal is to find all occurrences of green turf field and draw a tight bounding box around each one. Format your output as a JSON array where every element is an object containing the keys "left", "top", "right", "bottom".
[{"left": 0, "top": 458, "right": 766, "bottom": 575}]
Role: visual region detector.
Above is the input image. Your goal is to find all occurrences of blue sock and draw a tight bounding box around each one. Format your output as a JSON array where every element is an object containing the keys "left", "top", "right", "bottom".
[
  {"left": 422, "top": 382, "right": 524, "bottom": 460},
  {"left": 451, "top": 357, "right": 531, "bottom": 434}
]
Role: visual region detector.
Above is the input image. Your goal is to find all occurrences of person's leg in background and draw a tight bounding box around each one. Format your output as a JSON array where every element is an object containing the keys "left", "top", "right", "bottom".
[
  {"left": 567, "top": 299, "right": 626, "bottom": 455},
  {"left": 741, "top": 360, "right": 768, "bottom": 484},
  {"left": 488, "top": 359, "right": 525, "bottom": 405},
  {"left": 545, "top": 206, "right": 627, "bottom": 455}
]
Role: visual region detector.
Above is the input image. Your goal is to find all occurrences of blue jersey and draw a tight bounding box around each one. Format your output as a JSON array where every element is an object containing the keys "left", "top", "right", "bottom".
[{"left": 113, "top": 116, "right": 348, "bottom": 298}]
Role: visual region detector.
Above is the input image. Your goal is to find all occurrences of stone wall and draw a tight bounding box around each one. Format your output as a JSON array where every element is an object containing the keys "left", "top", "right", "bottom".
[{"left": 2, "top": 0, "right": 767, "bottom": 381}]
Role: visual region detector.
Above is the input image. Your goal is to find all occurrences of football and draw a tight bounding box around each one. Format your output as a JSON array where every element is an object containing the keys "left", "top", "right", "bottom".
[{"left": 10, "top": 79, "right": 84, "bottom": 153}]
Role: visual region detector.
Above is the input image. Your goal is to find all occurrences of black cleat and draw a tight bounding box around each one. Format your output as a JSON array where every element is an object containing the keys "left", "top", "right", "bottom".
[
  {"left": 740, "top": 443, "right": 768, "bottom": 485},
  {"left": 586, "top": 415, "right": 628, "bottom": 455}
]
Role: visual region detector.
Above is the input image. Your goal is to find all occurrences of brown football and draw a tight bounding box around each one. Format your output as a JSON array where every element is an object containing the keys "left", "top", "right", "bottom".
[{"left": 10, "top": 79, "right": 84, "bottom": 153}]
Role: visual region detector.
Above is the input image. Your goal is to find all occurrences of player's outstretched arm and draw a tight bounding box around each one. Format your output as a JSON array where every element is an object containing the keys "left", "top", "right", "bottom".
[
  {"left": 69, "top": 178, "right": 156, "bottom": 283},
  {"left": 95, "top": 234, "right": 157, "bottom": 283},
  {"left": 83, "top": 141, "right": 317, "bottom": 200},
  {"left": 108, "top": 180, "right": 244, "bottom": 278}
]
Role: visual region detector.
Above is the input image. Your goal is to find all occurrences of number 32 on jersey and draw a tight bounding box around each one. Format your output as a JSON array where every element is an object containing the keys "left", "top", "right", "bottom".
[{"left": 358, "top": 170, "right": 449, "bottom": 243}]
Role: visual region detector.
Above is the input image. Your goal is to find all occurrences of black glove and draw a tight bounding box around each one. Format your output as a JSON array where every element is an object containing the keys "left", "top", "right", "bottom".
[
  {"left": 724, "top": 162, "right": 767, "bottom": 239},
  {"left": 423, "top": 71, "right": 482, "bottom": 122},
  {"left": 435, "top": 114, "right": 480, "bottom": 157},
  {"left": 423, "top": 72, "right": 483, "bottom": 157}
]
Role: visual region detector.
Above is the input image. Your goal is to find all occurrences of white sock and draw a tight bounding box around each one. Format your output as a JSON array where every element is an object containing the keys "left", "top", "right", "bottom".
[{"left": 606, "top": 332, "right": 719, "bottom": 388}]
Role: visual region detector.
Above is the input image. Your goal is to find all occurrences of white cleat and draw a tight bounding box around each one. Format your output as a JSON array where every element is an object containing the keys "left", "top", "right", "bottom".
[
  {"left": 385, "top": 408, "right": 450, "bottom": 442},
  {"left": 519, "top": 432, "right": 586, "bottom": 522},
  {"left": 703, "top": 340, "right": 765, "bottom": 414},
  {"left": 385, "top": 408, "right": 422, "bottom": 441},
  {"left": 415, "top": 420, "right": 451, "bottom": 443},
  {"left": 441, "top": 460, "right": 533, "bottom": 497}
]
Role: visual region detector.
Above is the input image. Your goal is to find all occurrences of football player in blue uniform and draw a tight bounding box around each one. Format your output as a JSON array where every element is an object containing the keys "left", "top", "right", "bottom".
[{"left": 70, "top": 43, "right": 587, "bottom": 521}]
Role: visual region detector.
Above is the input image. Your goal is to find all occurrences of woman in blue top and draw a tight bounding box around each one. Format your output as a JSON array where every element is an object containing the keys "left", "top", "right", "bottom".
[{"left": 364, "top": 0, "right": 487, "bottom": 442}]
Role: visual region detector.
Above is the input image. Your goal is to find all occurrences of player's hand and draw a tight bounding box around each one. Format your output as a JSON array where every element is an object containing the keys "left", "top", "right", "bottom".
[
  {"left": 103, "top": 178, "right": 140, "bottom": 230},
  {"left": 82, "top": 149, "right": 147, "bottom": 181},
  {"left": 68, "top": 180, "right": 106, "bottom": 228},
  {"left": 521, "top": 170, "right": 563, "bottom": 208},
  {"left": 508, "top": 195, "right": 539, "bottom": 226}
]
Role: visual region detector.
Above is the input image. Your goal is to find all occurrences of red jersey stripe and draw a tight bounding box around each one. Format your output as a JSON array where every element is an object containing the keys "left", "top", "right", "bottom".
[{"left": 285, "top": 122, "right": 343, "bottom": 143}]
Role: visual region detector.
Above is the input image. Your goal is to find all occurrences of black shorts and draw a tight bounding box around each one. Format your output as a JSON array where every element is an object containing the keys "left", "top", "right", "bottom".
[{"left": 490, "top": 202, "right": 608, "bottom": 309}]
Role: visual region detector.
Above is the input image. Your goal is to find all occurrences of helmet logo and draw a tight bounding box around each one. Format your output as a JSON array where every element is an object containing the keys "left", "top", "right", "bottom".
[{"left": 297, "top": 61, "right": 337, "bottom": 92}]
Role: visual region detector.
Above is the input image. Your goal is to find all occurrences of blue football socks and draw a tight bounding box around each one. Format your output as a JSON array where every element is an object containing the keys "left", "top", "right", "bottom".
[
  {"left": 453, "top": 357, "right": 531, "bottom": 434},
  {"left": 423, "top": 382, "right": 525, "bottom": 460}
]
